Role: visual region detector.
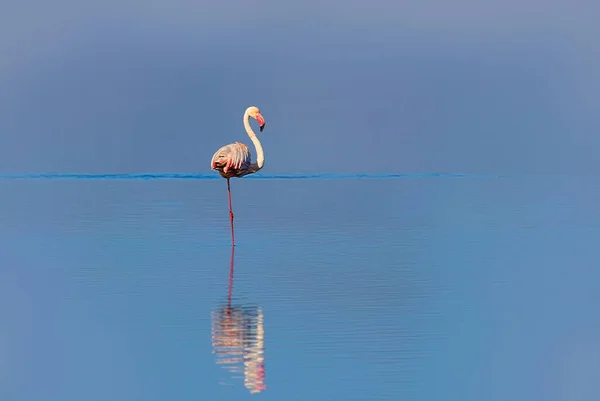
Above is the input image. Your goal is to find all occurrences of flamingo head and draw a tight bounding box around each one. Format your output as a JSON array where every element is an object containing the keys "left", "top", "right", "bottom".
[{"left": 247, "top": 106, "right": 266, "bottom": 132}]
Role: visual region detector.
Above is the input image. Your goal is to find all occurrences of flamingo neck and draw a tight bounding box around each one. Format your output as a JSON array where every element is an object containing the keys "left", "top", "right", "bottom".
[{"left": 244, "top": 109, "right": 264, "bottom": 172}]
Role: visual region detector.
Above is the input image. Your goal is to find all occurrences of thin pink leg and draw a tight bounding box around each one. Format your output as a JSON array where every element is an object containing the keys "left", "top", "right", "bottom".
[{"left": 227, "top": 178, "right": 235, "bottom": 246}]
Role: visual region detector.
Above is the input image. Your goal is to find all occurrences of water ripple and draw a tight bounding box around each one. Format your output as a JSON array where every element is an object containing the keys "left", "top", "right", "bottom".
[{"left": 0, "top": 172, "right": 507, "bottom": 181}]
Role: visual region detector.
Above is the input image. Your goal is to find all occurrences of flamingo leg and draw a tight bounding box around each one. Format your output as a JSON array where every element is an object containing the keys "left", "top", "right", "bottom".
[{"left": 227, "top": 178, "right": 235, "bottom": 246}]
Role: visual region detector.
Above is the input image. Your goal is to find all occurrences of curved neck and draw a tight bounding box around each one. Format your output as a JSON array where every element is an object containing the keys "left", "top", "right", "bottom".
[{"left": 244, "top": 110, "right": 264, "bottom": 171}]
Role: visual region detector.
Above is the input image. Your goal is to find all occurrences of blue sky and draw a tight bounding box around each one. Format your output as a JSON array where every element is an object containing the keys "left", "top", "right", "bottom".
[{"left": 0, "top": 0, "right": 598, "bottom": 174}]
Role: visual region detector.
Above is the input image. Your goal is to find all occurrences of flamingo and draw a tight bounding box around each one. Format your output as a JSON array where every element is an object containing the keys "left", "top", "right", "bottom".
[{"left": 211, "top": 106, "right": 266, "bottom": 245}]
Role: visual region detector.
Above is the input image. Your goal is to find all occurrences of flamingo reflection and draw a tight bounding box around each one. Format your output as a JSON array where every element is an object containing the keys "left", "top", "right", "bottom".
[{"left": 211, "top": 245, "right": 266, "bottom": 394}]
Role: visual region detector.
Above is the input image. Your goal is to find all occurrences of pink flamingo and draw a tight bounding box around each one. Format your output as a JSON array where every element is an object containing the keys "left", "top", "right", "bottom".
[{"left": 211, "top": 106, "right": 266, "bottom": 245}]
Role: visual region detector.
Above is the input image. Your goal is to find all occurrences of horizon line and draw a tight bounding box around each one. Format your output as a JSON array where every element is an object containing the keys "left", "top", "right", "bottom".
[{"left": 0, "top": 172, "right": 512, "bottom": 181}]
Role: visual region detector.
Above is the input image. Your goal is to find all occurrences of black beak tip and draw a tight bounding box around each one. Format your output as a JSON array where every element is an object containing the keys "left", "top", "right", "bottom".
[{"left": 260, "top": 123, "right": 265, "bottom": 132}]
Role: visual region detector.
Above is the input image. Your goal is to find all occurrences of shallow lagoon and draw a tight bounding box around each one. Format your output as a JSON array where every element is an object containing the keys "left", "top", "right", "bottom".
[{"left": 1, "top": 173, "right": 599, "bottom": 401}]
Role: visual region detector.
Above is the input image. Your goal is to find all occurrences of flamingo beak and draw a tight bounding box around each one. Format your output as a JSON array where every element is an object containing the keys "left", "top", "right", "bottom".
[{"left": 256, "top": 112, "right": 266, "bottom": 132}]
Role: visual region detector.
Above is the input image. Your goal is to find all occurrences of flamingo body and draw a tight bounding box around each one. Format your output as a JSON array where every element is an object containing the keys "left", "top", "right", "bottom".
[{"left": 211, "top": 142, "right": 254, "bottom": 178}]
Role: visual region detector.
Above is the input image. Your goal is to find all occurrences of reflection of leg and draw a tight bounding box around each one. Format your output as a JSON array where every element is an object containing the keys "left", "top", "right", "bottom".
[
  {"left": 227, "top": 178, "right": 235, "bottom": 246},
  {"left": 227, "top": 244, "right": 235, "bottom": 308}
]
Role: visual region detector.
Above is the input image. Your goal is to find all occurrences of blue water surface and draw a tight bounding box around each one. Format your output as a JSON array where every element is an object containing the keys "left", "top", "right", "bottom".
[{"left": 0, "top": 173, "right": 599, "bottom": 401}]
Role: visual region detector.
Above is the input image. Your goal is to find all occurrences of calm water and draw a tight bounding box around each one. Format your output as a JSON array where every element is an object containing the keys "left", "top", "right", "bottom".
[{"left": 1, "top": 174, "right": 599, "bottom": 401}]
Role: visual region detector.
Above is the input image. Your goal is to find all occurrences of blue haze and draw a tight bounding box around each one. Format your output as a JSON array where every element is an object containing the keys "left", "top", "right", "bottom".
[
  {"left": 1, "top": 1, "right": 599, "bottom": 400},
  {"left": 0, "top": 0, "right": 598, "bottom": 174}
]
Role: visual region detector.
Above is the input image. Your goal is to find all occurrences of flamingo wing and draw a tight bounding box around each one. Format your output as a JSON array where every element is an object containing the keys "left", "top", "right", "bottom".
[{"left": 211, "top": 142, "right": 252, "bottom": 173}]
